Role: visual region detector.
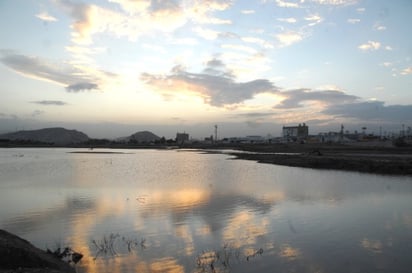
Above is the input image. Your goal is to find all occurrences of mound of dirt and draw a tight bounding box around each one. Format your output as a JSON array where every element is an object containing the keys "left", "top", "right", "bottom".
[{"left": 0, "top": 230, "right": 75, "bottom": 273}]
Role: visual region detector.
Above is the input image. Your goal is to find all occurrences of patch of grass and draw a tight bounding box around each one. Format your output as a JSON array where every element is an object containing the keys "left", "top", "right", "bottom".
[
  {"left": 91, "top": 233, "right": 119, "bottom": 259},
  {"left": 195, "top": 243, "right": 263, "bottom": 272}
]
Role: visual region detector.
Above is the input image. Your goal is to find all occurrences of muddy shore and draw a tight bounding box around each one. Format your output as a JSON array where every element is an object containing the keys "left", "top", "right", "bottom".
[
  {"left": 0, "top": 230, "right": 76, "bottom": 273},
  {"left": 204, "top": 143, "right": 412, "bottom": 176}
]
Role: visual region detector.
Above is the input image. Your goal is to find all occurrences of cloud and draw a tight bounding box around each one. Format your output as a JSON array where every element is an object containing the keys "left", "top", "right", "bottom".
[
  {"left": 305, "top": 14, "right": 323, "bottom": 26},
  {"left": 276, "top": 89, "right": 359, "bottom": 109},
  {"left": 192, "top": 27, "right": 220, "bottom": 40},
  {"left": 221, "top": 44, "right": 258, "bottom": 54},
  {"left": 58, "top": 0, "right": 233, "bottom": 45},
  {"left": 31, "top": 100, "right": 68, "bottom": 106},
  {"left": 277, "top": 17, "right": 297, "bottom": 23},
  {"left": 217, "top": 31, "right": 240, "bottom": 40},
  {"left": 206, "top": 58, "right": 225, "bottom": 68},
  {"left": 31, "top": 110, "right": 45, "bottom": 117},
  {"left": 276, "top": 31, "right": 303, "bottom": 47},
  {"left": 241, "top": 112, "right": 275, "bottom": 118},
  {"left": 241, "top": 10, "right": 255, "bottom": 14},
  {"left": 358, "top": 41, "right": 381, "bottom": 51},
  {"left": 400, "top": 67, "right": 412, "bottom": 75},
  {"left": 347, "top": 18, "right": 360, "bottom": 24},
  {"left": 309, "top": 0, "right": 358, "bottom": 5},
  {"left": 141, "top": 62, "right": 279, "bottom": 107},
  {"left": 66, "top": 82, "right": 98, "bottom": 92},
  {"left": 380, "top": 62, "right": 392, "bottom": 67},
  {"left": 0, "top": 113, "right": 18, "bottom": 119},
  {"left": 35, "top": 11, "right": 58, "bottom": 22},
  {"left": 241, "top": 37, "right": 274, "bottom": 49},
  {"left": 0, "top": 51, "right": 107, "bottom": 91},
  {"left": 323, "top": 101, "right": 412, "bottom": 122},
  {"left": 272, "top": 89, "right": 412, "bottom": 127},
  {"left": 373, "top": 23, "right": 386, "bottom": 31},
  {"left": 275, "top": 0, "right": 300, "bottom": 8},
  {"left": 203, "top": 58, "right": 231, "bottom": 76},
  {"left": 225, "top": 112, "right": 277, "bottom": 130},
  {"left": 275, "top": 0, "right": 357, "bottom": 8}
]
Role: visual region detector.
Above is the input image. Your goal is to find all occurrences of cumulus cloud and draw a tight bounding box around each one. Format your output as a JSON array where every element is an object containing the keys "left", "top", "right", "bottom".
[
  {"left": 31, "top": 100, "right": 68, "bottom": 106},
  {"left": 203, "top": 58, "right": 232, "bottom": 76},
  {"left": 140, "top": 61, "right": 279, "bottom": 107},
  {"left": 358, "top": 41, "right": 381, "bottom": 51},
  {"left": 193, "top": 26, "right": 220, "bottom": 40},
  {"left": 58, "top": 0, "right": 233, "bottom": 45},
  {"left": 35, "top": 11, "right": 58, "bottom": 22},
  {"left": 206, "top": 58, "right": 225, "bottom": 68},
  {"left": 0, "top": 51, "right": 108, "bottom": 92},
  {"left": 276, "top": 31, "right": 303, "bottom": 47}
]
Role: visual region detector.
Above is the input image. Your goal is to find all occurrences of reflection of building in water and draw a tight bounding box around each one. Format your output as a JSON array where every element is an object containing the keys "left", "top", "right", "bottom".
[
  {"left": 176, "top": 132, "right": 189, "bottom": 144},
  {"left": 282, "top": 123, "right": 309, "bottom": 142}
]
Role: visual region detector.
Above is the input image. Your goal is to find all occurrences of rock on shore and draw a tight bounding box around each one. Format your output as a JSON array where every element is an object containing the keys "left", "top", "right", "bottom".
[{"left": 0, "top": 230, "right": 75, "bottom": 273}]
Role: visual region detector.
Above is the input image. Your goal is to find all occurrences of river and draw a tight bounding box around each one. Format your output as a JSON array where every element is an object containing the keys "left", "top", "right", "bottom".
[{"left": 0, "top": 148, "right": 411, "bottom": 273}]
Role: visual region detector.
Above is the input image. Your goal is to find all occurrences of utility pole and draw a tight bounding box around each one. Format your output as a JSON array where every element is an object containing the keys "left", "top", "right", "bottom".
[{"left": 214, "top": 124, "right": 218, "bottom": 143}]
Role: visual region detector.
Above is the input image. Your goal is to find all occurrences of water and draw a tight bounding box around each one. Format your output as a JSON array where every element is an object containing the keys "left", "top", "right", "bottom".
[{"left": 0, "top": 148, "right": 411, "bottom": 273}]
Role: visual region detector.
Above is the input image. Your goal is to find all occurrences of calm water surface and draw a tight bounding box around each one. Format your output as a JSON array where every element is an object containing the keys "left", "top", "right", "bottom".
[{"left": 0, "top": 148, "right": 411, "bottom": 273}]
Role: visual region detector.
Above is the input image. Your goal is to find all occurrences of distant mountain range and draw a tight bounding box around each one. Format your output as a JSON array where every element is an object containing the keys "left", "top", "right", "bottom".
[
  {"left": 0, "top": 128, "right": 162, "bottom": 145},
  {"left": 0, "top": 127, "right": 89, "bottom": 145}
]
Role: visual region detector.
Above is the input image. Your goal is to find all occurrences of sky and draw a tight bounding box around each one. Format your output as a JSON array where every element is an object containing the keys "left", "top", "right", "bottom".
[{"left": 0, "top": 0, "right": 411, "bottom": 139}]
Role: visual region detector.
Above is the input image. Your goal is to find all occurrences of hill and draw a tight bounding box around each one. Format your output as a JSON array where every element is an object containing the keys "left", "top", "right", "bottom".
[
  {"left": 0, "top": 127, "right": 89, "bottom": 145},
  {"left": 118, "top": 130, "right": 160, "bottom": 143}
]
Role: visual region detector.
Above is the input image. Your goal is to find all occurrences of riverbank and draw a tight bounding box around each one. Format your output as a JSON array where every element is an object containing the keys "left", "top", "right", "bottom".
[
  {"left": 223, "top": 143, "right": 412, "bottom": 175},
  {"left": 0, "top": 142, "right": 411, "bottom": 175},
  {"left": 0, "top": 230, "right": 77, "bottom": 273}
]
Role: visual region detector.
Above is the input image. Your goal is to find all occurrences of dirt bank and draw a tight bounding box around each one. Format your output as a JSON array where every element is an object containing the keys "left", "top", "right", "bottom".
[
  {"left": 222, "top": 143, "right": 412, "bottom": 175},
  {"left": 0, "top": 230, "right": 76, "bottom": 273}
]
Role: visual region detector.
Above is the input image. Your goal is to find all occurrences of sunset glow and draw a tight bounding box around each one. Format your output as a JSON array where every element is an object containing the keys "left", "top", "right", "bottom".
[{"left": 0, "top": 0, "right": 411, "bottom": 138}]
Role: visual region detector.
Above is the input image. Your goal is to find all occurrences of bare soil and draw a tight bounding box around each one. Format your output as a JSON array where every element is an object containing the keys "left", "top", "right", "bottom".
[
  {"left": 211, "top": 143, "right": 412, "bottom": 175},
  {"left": 0, "top": 230, "right": 75, "bottom": 273}
]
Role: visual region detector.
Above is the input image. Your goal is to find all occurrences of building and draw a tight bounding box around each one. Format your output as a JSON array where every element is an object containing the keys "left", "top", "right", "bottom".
[
  {"left": 176, "top": 132, "right": 189, "bottom": 144},
  {"left": 282, "top": 123, "right": 309, "bottom": 142}
]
